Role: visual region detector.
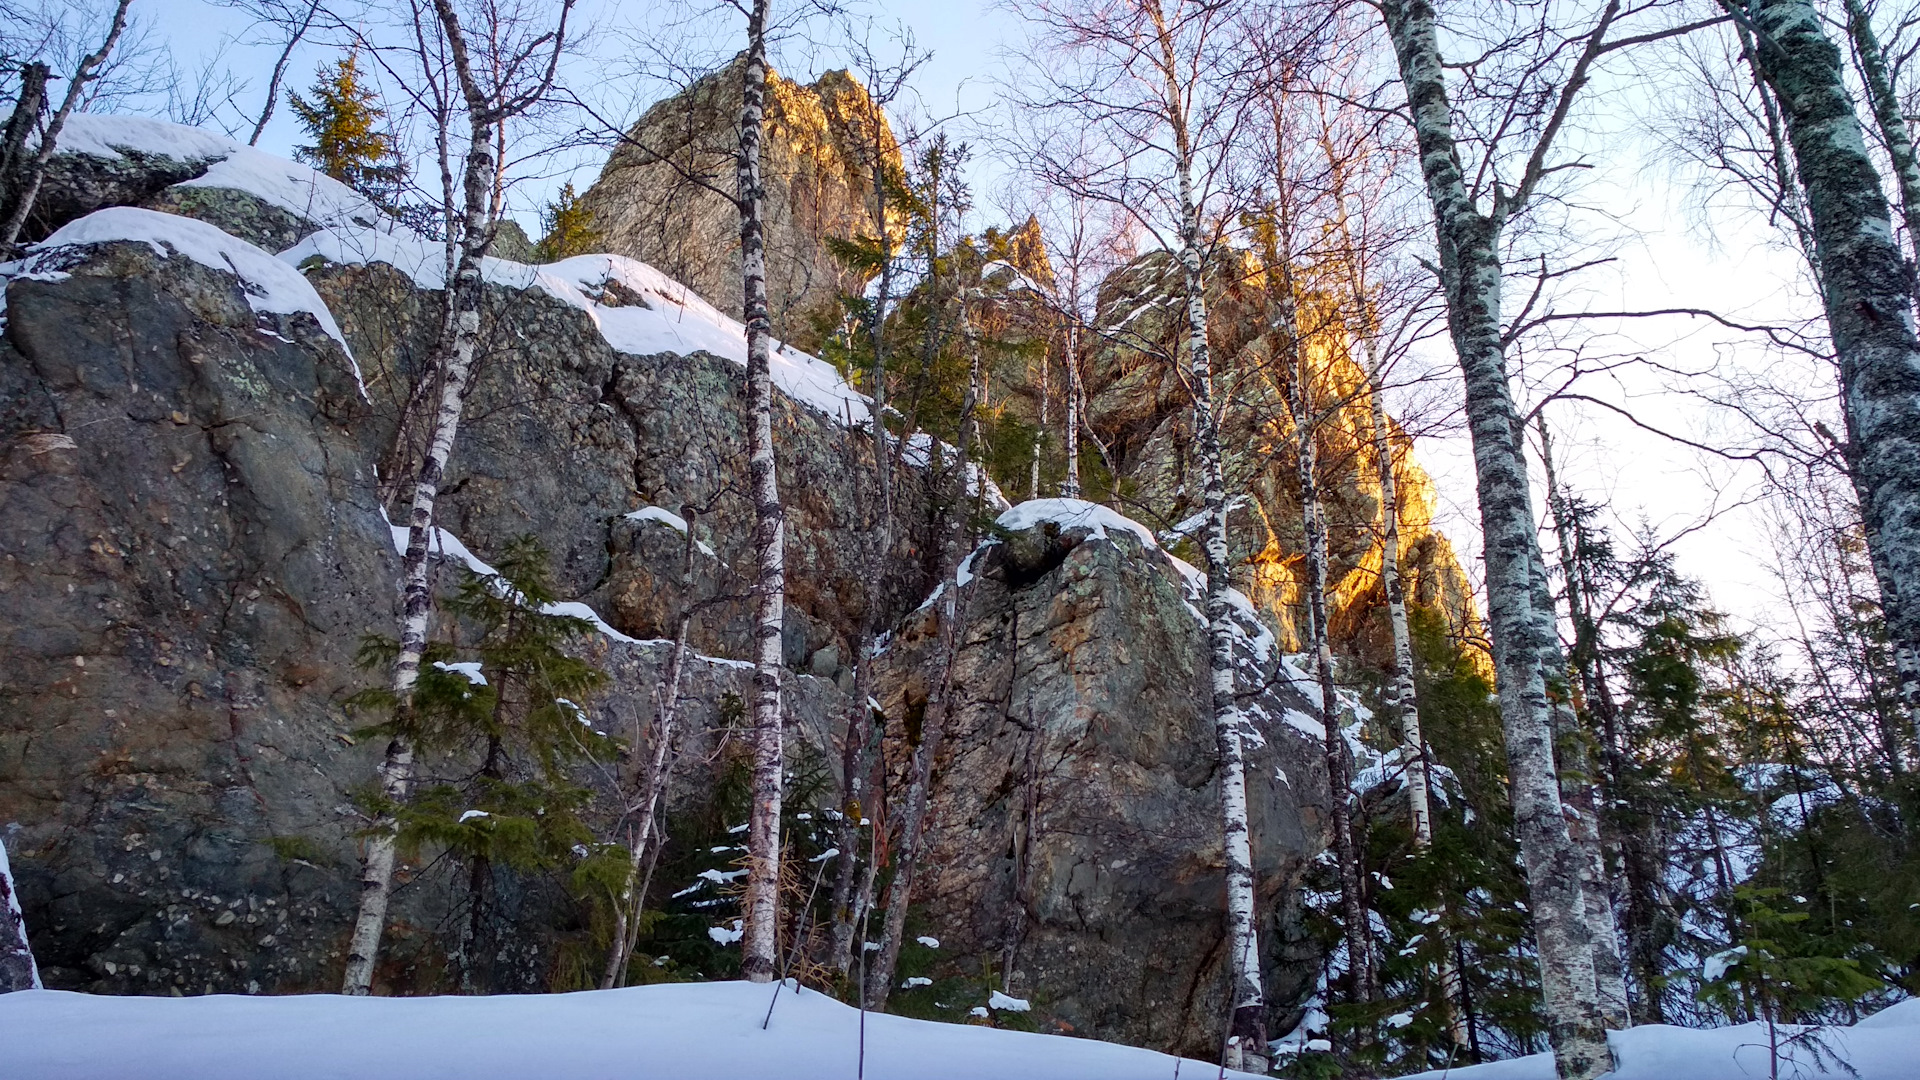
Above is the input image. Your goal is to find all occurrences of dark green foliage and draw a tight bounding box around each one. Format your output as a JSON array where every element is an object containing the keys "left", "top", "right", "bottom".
[
  {"left": 346, "top": 537, "right": 614, "bottom": 990},
  {"left": 1696, "top": 886, "right": 1883, "bottom": 1024}
]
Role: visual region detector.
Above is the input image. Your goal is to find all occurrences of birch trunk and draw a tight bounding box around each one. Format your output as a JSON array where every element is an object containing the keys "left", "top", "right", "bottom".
[
  {"left": 864, "top": 580, "right": 959, "bottom": 1009},
  {"left": 341, "top": 107, "right": 502, "bottom": 997},
  {"left": 827, "top": 640, "right": 880, "bottom": 975},
  {"left": 1842, "top": 0, "right": 1920, "bottom": 261},
  {"left": 1290, "top": 313, "right": 1375, "bottom": 1006},
  {"left": 1534, "top": 415, "right": 1631, "bottom": 1026},
  {"left": 0, "top": 0, "right": 133, "bottom": 255},
  {"left": 1368, "top": 383, "right": 1430, "bottom": 844},
  {"left": 1366, "top": 361, "right": 1469, "bottom": 1043},
  {"left": 1139, "top": 0, "right": 1266, "bottom": 1061},
  {"left": 736, "top": 0, "right": 787, "bottom": 985},
  {"left": 1743, "top": 0, "right": 1920, "bottom": 773},
  {"left": 1378, "top": 1, "right": 1609, "bottom": 1073},
  {"left": 0, "top": 836, "right": 40, "bottom": 992},
  {"left": 601, "top": 603, "right": 694, "bottom": 989},
  {"left": 1062, "top": 305, "right": 1083, "bottom": 499}
]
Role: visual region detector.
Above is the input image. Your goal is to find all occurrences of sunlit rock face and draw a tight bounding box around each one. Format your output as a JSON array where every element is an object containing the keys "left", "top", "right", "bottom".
[
  {"left": 0, "top": 121, "right": 1338, "bottom": 1041},
  {"left": 579, "top": 60, "right": 902, "bottom": 352}
]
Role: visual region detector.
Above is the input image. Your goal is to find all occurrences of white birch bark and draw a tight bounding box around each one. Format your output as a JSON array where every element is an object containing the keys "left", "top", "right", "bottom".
[
  {"left": 1743, "top": 0, "right": 1920, "bottom": 771},
  {"left": 1368, "top": 382, "right": 1430, "bottom": 844},
  {"left": 1139, "top": 0, "right": 1266, "bottom": 1061},
  {"left": 1289, "top": 301, "right": 1376, "bottom": 1006},
  {"left": 1834, "top": 0, "right": 1920, "bottom": 755},
  {"left": 1062, "top": 304, "right": 1083, "bottom": 499},
  {"left": 0, "top": 0, "right": 134, "bottom": 255},
  {"left": 342, "top": 103, "right": 502, "bottom": 997},
  {"left": 1377, "top": 1, "right": 1610, "bottom": 1073},
  {"left": 0, "top": 835, "right": 40, "bottom": 992},
  {"left": 1532, "top": 415, "right": 1629, "bottom": 1026},
  {"left": 342, "top": 0, "right": 572, "bottom": 994},
  {"left": 736, "top": 0, "right": 787, "bottom": 985}
]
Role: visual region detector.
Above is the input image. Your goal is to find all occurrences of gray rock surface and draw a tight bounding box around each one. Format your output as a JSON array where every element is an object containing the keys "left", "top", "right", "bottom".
[
  {"left": 0, "top": 127, "right": 1336, "bottom": 1045},
  {"left": 877, "top": 520, "right": 1328, "bottom": 1057}
]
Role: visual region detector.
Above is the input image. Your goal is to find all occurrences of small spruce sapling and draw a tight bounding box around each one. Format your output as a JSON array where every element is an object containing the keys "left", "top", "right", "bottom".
[
  {"left": 346, "top": 537, "right": 613, "bottom": 991},
  {"left": 1697, "top": 886, "right": 1883, "bottom": 1080}
]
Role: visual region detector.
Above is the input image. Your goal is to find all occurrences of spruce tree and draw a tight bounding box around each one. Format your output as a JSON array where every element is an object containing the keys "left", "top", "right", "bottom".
[
  {"left": 346, "top": 537, "right": 613, "bottom": 993},
  {"left": 290, "top": 50, "right": 404, "bottom": 203}
]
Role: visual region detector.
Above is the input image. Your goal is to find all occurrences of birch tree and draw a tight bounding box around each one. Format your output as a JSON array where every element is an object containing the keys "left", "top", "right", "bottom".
[
  {"left": 341, "top": 0, "right": 573, "bottom": 995},
  {"left": 0, "top": 836, "right": 40, "bottom": 993},
  {"left": 732, "top": 0, "right": 788, "bottom": 985},
  {"left": 0, "top": 0, "right": 134, "bottom": 256},
  {"left": 1730, "top": 0, "right": 1920, "bottom": 762},
  {"left": 1368, "top": 0, "right": 1693, "bottom": 1072},
  {"left": 1011, "top": 3, "right": 1269, "bottom": 1060}
]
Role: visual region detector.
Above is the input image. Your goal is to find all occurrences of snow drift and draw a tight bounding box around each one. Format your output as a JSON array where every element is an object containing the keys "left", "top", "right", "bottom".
[
  {"left": 0, "top": 980, "right": 1259, "bottom": 1080},
  {"left": 1400, "top": 997, "right": 1919, "bottom": 1080}
]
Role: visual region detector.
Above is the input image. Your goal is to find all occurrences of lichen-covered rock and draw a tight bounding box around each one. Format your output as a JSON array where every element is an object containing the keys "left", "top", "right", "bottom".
[
  {"left": 875, "top": 513, "right": 1329, "bottom": 1058},
  {"left": 579, "top": 61, "right": 899, "bottom": 350},
  {"left": 0, "top": 123, "right": 1341, "bottom": 1046}
]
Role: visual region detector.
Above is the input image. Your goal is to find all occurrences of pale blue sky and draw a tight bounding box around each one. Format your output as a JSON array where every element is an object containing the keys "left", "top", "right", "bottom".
[{"left": 121, "top": 0, "right": 1815, "bottom": 635}]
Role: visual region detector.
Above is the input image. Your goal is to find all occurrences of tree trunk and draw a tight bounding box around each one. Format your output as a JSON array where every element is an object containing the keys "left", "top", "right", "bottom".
[
  {"left": 0, "top": 836, "right": 40, "bottom": 992},
  {"left": 736, "top": 0, "right": 787, "bottom": 985},
  {"left": 1177, "top": 171, "right": 1269, "bottom": 1076},
  {"left": 864, "top": 581, "right": 959, "bottom": 1009},
  {"left": 1062, "top": 304, "right": 1083, "bottom": 499},
  {"left": 0, "top": 0, "right": 134, "bottom": 255},
  {"left": 1291, "top": 320, "right": 1375, "bottom": 1007},
  {"left": 827, "top": 640, "right": 880, "bottom": 975},
  {"left": 0, "top": 63, "right": 49, "bottom": 199},
  {"left": 600, "top": 605, "right": 694, "bottom": 989},
  {"left": 341, "top": 108, "right": 502, "bottom": 997},
  {"left": 1746, "top": 0, "right": 1920, "bottom": 759},
  {"left": 1377, "top": 1, "right": 1609, "bottom": 1074}
]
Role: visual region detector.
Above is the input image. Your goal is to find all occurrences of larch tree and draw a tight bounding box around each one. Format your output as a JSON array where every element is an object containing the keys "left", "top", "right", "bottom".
[
  {"left": 340, "top": 0, "right": 574, "bottom": 996},
  {"left": 290, "top": 49, "right": 405, "bottom": 201}
]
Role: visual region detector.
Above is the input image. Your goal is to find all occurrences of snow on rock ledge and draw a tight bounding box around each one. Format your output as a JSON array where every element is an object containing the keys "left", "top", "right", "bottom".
[
  {"left": 15, "top": 206, "right": 356, "bottom": 362},
  {"left": 0, "top": 980, "right": 1261, "bottom": 1080},
  {"left": 55, "top": 114, "right": 386, "bottom": 233}
]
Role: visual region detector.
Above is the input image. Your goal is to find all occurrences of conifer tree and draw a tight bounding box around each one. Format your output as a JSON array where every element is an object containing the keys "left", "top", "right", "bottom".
[
  {"left": 290, "top": 50, "right": 404, "bottom": 202},
  {"left": 347, "top": 538, "right": 612, "bottom": 993},
  {"left": 535, "top": 182, "right": 602, "bottom": 262}
]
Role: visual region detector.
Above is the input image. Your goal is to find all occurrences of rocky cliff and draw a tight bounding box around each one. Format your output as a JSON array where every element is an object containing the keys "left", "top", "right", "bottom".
[
  {"left": 579, "top": 61, "right": 897, "bottom": 352},
  {"left": 0, "top": 116, "right": 1334, "bottom": 1051}
]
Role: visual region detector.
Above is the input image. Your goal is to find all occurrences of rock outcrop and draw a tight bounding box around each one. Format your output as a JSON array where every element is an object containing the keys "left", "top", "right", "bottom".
[
  {"left": 579, "top": 61, "right": 898, "bottom": 350},
  {"left": 877, "top": 505, "right": 1328, "bottom": 1056},
  {"left": 0, "top": 116, "right": 1335, "bottom": 1051}
]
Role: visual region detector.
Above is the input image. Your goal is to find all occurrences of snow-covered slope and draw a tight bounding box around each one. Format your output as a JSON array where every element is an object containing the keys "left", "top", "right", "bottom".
[
  {"left": 0, "top": 980, "right": 1260, "bottom": 1080},
  {"left": 1400, "top": 998, "right": 1919, "bottom": 1080}
]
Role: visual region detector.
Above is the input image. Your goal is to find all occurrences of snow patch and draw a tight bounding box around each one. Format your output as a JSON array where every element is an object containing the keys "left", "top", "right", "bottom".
[{"left": 17, "top": 207, "right": 362, "bottom": 392}]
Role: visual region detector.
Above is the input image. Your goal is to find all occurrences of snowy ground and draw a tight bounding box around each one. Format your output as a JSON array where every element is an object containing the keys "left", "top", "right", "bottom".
[
  {"left": 1398, "top": 998, "right": 1919, "bottom": 1080},
  {"left": 1, "top": 979, "right": 1261, "bottom": 1080}
]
